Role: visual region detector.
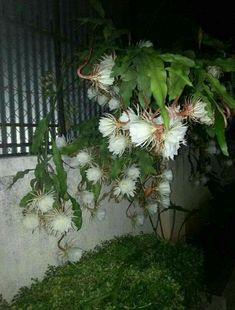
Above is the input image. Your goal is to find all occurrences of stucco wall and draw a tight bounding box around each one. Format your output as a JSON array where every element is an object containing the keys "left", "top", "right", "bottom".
[
  {"left": 0, "top": 152, "right": 211, "bottom": 301},
  {"left": 0, "top": 156, "right": 153, "bottom": 301}
]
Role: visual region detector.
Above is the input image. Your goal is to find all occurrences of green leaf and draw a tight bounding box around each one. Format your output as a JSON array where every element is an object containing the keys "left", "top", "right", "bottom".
[
  {"left": 89, "top": 0, "right": 105, "bottom": 17},
  {"left": 8, "top": 169, "right": 33, "bottom": 189},
  {"left": 148, "top": 57, "right": 169, "bottom": 127},
  {"left": 122, "top": 70, "right": 137, "bottom": 82},
  {"left": 110, "top": 157, "right": 124, "bottom": 179},
  {"left": 159, "top": 53, "right": 195, "bottom": 67},
  {"left": 51, "top": 175, "right": 61, "bottom": 194},
  {"left": 166, "top": 64, "right": 192, "bottom": 101},
  {"left": 206, "top": 73, "right": 235, "bottom": 108},
  {"left": 69, "top": 195, "right": 82, "bottom": 230},
  {"left": 31, "top": 113, "right": 51, "bottom": 154},
  {"left": 103, "top": 25, "right": 113, "bottom": 41},
  {"left": 201, "top": 33, "right": 230, "bottom": 52},
  {"left": 34, "top": 162, "right": 53, "bottom": 189},
  {"left": 19, "top": 192, "right": 34, "bottom": 208},
  {"left": 91, "top": 182, "right": 101, "bottom": 201},
  {"left": 214, "top": 107, "right": 228, "bottom": 156},
  {"left": 135, "top": 149, "right": 156, "bottom": 178},
  {"left": 52, "top": 143, "right": 67, "bottom": 196},
  {"left": 214, "top": 58, "right": 235, "bottom": 72},
  {"left": 135, "top": 55, "right": 151, "bottom": 107},
  {"left": 61, "top": 139, "right": 83, "bottom": 156},
  {"left": 119, "top": 80, "right": 136, "bottom": 107}
]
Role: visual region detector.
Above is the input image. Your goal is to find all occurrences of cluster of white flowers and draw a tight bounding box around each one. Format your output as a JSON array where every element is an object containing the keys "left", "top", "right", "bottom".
[
  {"left": 87, "top": 85, "right": 120, "bottom": 111},
  {"left": 22, "top": 189, "right": 76, "bottom": 235},
  {"left": 92, "top": 54, "right": 116, "bottom": 91},
  {"left": 143, "top": 169, "right": 173, "bottom": 212},
  {"left": 99, "top": 108, "right": 188, "bottom": 160}
]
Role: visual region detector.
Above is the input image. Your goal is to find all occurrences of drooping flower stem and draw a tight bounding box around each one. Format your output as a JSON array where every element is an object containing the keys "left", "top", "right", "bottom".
[
  {"left": 169, "top": 208, "right": 176, "bottom": 241},
  {"left": 76, "top": 48, "right": 93, "bottom": 81},
  {"left": 148, "top": 215, "right": 158, "bottom": 235},
  {"left": 157, "top": 208, "right": 165, "bottom": 239},
  {"left": 57, "top": 233, "right": 66, "bottom": 252}
]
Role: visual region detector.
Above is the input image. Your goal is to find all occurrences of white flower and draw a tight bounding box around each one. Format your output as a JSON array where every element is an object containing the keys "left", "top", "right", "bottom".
[
  {"left": 167, "top": 105, "right": 181, "bottom": 120},
  {"left": 129, "top": 119, "right": 157, "bottom": 148},
  {"left": 92, "top": 54, "right": 115, "bottom": 90},
  {"left": 126, "top": 165, "right": 140, "bottom": 180},
  {"left": 55, "top": 135, "right": 67, "bottom": 149},
  {"left": 87, "top": 87, "right": 109, "bottom": 106},
  {"left": 113, "top": 178, "right": 136, "bottom": 198},
  {"left": 99, "top": 114, "right": 120, "bottom": 137},
  {"left": 162, "top": 169, "right": 173, "bottom": 182},
  {"left": 111, "top": 85, "right": 119, "bottom": 95},
  {"left": 86, "top": 166, "right": 102, "bottom": 184},
  {"left": 67, "top": 247, "right": 83, "bottom": 263},
  {"left": 119, "top": 109, "right": 139, "bottom": 130},
  {"left": 22, "top": 213, "right": 40, "bottom": 230},
  {"left": 35, "top": 192, "right": 55, "bottom": 213},
  {"left": 160, "top": 196, "right": 170, "bottom": 208},
  {"left": 97, "top": 94, "right": 109, "bottom": 106},
  {"left": 162, "top": 118, "right": 188, "bottom": 160},
  {"left": 207, "top": 65, "right": 222, "bottom": 79},
  {"left": 137, "top": 40, "right": 153, "bottom": 48},
  {"left": 134, "top": 214, "right": 145, "bottom": 226},
  {"left": 146, "top": 203, "right": 158, "bottom": 215},
  {"left": 87, "top": 87, "right": 97, "bottom": 100},
  {"left": 158, "top": 181, "right": 171, "bottom": 197},
  {"left": 108, "top": 135, "right": 129, "bottom": 156},
  {"left": 46, "top": 207, "right": 74, "bottom": 235},
  {"left": 108, "top": 97, "right": 120, "bottom": 111},
  {"left": 80, "top": 190, "right": 95, "bottom": 207},
  {"left": 71, "top": 151, "right": 91, "bottom": 167},
  {"left": 189, "top": 99, "right": 214, "bottom": 125},
  {"left": 95, "top": 209, "right": 106, "bottom": 221}
]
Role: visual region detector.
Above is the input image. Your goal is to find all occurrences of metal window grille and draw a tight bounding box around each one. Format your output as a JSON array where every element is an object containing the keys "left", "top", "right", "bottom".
[{"left": 0, "top": 0, "right": 101, "bottom": 156}]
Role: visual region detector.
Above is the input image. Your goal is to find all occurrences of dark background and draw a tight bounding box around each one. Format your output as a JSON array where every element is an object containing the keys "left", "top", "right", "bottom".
[{"left": 104, "top": 0, "right": 235, "bottom": 50}]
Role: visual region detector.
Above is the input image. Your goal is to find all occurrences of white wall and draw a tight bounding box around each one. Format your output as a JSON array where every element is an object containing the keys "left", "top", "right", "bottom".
[
  {"left": 0, "top": 156, "right": 153, "bottom": 301},
  {"left": 0, "top": 152, "right": 211, "bottom": 301}
]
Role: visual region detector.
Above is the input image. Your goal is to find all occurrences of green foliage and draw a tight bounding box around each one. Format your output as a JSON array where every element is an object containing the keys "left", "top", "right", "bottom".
[
  {"left": 69, "top": 195, "right": 82, "bottom": 230},
  {"left": 9, "top": 234, "right": 203, "bottom": 310},
  {"left": 214, "top": 107, "right": 228, "bottom": 156},
  {"left": 7, "top": 169, "right": 33, "bottom": 189},
  {"left": 52, "top": 143, "right": 67, "bottom": 196},
  {"left": 31, "top": 112, "right": 52, "bottom": 154},
  {"left": 149, "top": 56, "right": 169, "bottom": 127},
  {"left": 206, "top": 73, "right": 235, "bottom": 109},
  {"left": 166, "top": 64, "right": 192, "bottom": 100}
]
